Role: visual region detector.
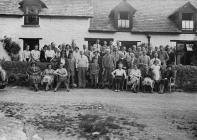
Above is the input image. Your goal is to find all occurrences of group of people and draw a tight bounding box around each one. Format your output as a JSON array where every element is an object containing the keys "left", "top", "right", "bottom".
[{"left": 22, "top": 39, "right": 175, "bottom": 93}]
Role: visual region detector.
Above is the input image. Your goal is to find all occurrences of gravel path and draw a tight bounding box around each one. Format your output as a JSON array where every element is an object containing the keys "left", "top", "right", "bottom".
[{"left": 0, "top": 87, "right": 196, "bottom": 140}]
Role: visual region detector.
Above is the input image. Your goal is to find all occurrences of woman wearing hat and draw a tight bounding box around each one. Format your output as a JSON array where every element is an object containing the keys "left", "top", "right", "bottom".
[{"left": 27, "top": 62, "right": 41, "bottom": 92}]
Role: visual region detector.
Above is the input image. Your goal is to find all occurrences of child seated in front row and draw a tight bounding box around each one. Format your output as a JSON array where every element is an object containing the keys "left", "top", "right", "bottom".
[{"left": 111, "top": 62, "right": 127, "bottom": 92}]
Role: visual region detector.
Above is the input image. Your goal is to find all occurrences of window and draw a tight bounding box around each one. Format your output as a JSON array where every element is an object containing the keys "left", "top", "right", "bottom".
[
  {"left": 24, "top": 6, "right": 39, "bottom": 25},
  {"left": 118, "top": 12, "right": 130, "bottom": 28},
  {"left": 182, "top": 13, "right": 194, "bottom": 31}
]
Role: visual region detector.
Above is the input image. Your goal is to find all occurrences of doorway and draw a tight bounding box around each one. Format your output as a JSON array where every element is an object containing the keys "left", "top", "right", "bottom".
[{"left": 20, "top": 38, "right": 41, "bottom": 51}]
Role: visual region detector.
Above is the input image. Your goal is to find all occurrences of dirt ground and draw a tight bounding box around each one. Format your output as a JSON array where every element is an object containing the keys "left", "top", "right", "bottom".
[{"left": 0, "top": 87, "right": 196, "bottom": 140}]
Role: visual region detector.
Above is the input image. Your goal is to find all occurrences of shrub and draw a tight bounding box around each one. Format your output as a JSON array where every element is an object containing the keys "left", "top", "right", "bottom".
[{"left": 174, "top": 65, "right": 197, "bottom": 91}]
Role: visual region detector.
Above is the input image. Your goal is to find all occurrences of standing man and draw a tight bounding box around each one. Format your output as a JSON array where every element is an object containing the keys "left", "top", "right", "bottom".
[
  {"left": 76, "top": 51, "right": 89, "bottom": 88},
  {"left": 83, "top": 44, "right": 91, "bottom": 61},
  {"left": 119, "top": 46, "right": 128, "bottom": 59},
  {"left": 112, "top": 46, "right": 120, "bottom": 68},
  {"left": 138, "top": 50, "right": 150, "bottom": 72},
  {"left": 158, "top": 45, "right": 169, "bottom": 66},
  {"left": 102, "top": 49, "right": 116, "bottom": 88},
  {"left": 94, "top": 39, "right": 101, "bottom": 52}
]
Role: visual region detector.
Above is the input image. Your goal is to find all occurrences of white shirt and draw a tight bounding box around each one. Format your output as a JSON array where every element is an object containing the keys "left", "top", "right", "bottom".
[
  {"left": 45, "top": 50, "right": 55, "bottom": 58},
  {"left": 150, "top": 58, "right": 161, "bottom": 66},
  {"left": 76, "top": 55, "right": 89, "bottom": 68},
  {"left": 129, "top": 69, "right": 141, "bottom": 78},
  {"left": 73, "top": 51, "right": 80, "bottom": 61},
  {"left": 151, "top": 64, "right": 161, "bottom": 81},
  {"left": 112, "top": 69, "right": 126, "bottom": 77},
  {"left": 31, "top": 50, "right": 40, "bottom": 61},
  {"left": 23, "top": 50, "right": 31, "bottom": 61}
]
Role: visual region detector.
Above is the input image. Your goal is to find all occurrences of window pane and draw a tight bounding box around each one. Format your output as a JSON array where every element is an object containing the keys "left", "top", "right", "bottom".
[
  {"left": 118, "top": 20, "right": 130, "bottom": 28},
  {"left": 190, "top": 21, "right": 194, "bottom": 28},
  {"left": 126, "top": 20, "right": 130, "bottom": 28}
]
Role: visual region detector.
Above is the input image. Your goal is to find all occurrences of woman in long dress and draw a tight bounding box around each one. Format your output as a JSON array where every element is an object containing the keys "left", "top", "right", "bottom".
[
  {"left": 41, "top": 64, "right": 55, "bottom": 91},
  {"left": 27, "top": 62, "right": 41, "bottom": 92}
]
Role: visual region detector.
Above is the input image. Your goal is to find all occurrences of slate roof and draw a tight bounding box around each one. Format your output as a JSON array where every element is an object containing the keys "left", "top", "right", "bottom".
[
  {"left": 89, "top": 0, "right": 197, "bottom": 33},
  {"left": 0, "top": 0, "right": 93, "bottom": 17}
]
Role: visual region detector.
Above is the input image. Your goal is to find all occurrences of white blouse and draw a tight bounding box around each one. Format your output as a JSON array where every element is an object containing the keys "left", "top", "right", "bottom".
[
  {"left": 31, "top": 50, "right": 40, "bottom": 61},
  {"left": 23, "top": 50, "right": 31, "bottom": 61},
  {"left": 45, "top": 50, "right": 55, "bottom": 58}
]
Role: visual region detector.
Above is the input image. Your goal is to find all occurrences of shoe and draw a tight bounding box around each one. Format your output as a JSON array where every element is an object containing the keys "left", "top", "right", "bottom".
[
  {"left": 54, "top": 89, "right": 57, "bottom": 92},
  {"left": 115, "top": 90, "right": 118, "bottom": 92},
  {"left": 66, "top": 89, "right": 70, "bottom": 92}
]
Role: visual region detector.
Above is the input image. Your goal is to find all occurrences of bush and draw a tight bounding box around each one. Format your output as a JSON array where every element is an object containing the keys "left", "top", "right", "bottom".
[{"left": 174, "top": 65, "right": 197, "bottom": 91}]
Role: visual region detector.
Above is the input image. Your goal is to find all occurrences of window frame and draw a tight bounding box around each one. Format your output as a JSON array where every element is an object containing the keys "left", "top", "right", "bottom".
[
  {"left": 181, "top": 13, "right": 195, "bottom": 31},
  {"left": 118, "top": 12, "right": 130, "bottom": 29},
  {"left": 23, "top": 6, "right": 40, "bottom": 26}
]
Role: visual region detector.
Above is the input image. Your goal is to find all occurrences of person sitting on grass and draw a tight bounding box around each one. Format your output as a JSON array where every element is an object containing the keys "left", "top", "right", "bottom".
[
  {"left": 54, "top": 63, "right": 70, "bottom": 92},
  {"left": 128, "top": 64, "right": 141, "bottom": 93},
  {"left": 41, "top": 64, "right": 55, "bottom": 91},
  {"left": 27, "top": 62, "right": 41, "bottom": 92},
  {"left": 111, "top": 62, "right": 127, "bottom": 92},
  {"left": 89, "top": 58, "right": 100, "bottom": 88}
]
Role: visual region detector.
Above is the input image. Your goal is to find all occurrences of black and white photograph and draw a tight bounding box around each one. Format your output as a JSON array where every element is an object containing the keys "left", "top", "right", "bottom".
[{"left": 0, "top": 0, "right": 197, "bottom": 139}]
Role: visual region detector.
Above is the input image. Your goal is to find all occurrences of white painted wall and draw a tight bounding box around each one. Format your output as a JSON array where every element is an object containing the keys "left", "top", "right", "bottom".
[{"left": 0, "top": 16, "right": 90, "bottom": 51}]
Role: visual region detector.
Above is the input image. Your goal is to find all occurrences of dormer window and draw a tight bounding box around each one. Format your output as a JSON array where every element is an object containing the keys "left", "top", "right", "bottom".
[
  {"left": 24, "top": 6, "right": 39, "bottom": 25},
  {"left": 182, "top": 13, "right": 194, "bottom": 31},
  {"left": 169, "top": 2, "right": 197, "bottom": 33},
  {"left": 109, "top": 0, "right": 136, "bottom": 30},
  {"left": 118, "top": 12, "right": 130, "bottom": 28},
  {"left": 19, "top": 0, "right": 47, "bottom": 26}
]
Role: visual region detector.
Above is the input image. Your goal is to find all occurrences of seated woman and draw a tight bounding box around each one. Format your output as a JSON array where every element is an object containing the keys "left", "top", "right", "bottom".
[
  {"left": 142, "top": 65, "right": 154, "bottom": 93},
  {"left": 41, "top": 64, "right": 55, "bottom": 91},
  {"left": 128, "top": 64, "right": 141, "bottom": 93},
  {"left": 112, "top": 62, "right": 127, "bottom": 92},
  {"left": 54, "top": 63, "right": 70, "bottom": 92},
  {"left": 151, "top": 60, "right": 161, "bottom": 92},
  {"left": 27, "top": 62, "right": 41, "bottom": 92}
]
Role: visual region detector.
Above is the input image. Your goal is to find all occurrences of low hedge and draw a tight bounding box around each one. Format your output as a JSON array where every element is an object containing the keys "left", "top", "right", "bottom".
[{"left": 174, "top": 65, "right": 197, "bottom": 91}]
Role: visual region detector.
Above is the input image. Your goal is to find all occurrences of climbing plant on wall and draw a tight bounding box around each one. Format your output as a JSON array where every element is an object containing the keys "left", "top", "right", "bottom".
[{"left": 1, "top": 36, "right": 21, "bottom": 56}]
